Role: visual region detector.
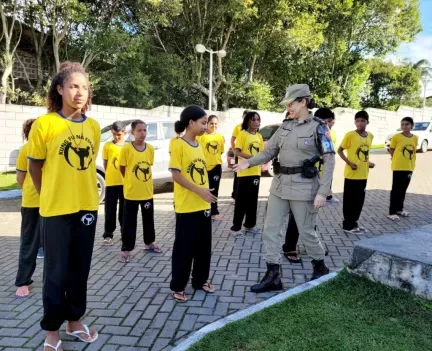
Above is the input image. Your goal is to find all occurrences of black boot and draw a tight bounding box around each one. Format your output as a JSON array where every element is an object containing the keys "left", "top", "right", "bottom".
[
  {"left": 250, "top": 263, "right": 283, "bottom": 293},
  {"left": 310, "top": 259, "right": 330, "bottom": 280}
]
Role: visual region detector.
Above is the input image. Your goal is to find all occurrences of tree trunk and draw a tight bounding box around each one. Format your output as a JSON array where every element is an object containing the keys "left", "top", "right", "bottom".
[
  {"left": 53, "top": 40, "right": 60, "bottom": 72},
  {"left": 0, "top": 62, "right": 12, "bottom": 104}
]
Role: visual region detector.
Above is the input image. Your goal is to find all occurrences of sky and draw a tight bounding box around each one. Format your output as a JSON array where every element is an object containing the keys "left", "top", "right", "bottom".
[
  {"left": 393, "top": 0, "right": 432, "bottom": 94},
  {"left": 394, "top": 0, "right": 432, "bottom": 64}
]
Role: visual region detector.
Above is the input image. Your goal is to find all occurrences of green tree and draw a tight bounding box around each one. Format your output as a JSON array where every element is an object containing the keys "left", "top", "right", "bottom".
[{"left": 362, "top": 59, "right": 422, "bottom": 110}]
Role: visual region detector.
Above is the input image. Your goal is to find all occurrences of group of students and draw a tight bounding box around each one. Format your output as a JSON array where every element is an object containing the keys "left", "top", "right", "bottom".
[{"left": 12, "top": 60, "right": 418, "bottom": 350}]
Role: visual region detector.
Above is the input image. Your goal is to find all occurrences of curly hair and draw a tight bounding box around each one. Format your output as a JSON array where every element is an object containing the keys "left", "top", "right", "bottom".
[
  {"left": 241, "top": 111, "right": 260, "bottom": 131},
  {"left": 47, "top": 61, "right": 92, "bottom": 113},
  {"left": 22, "top": 118, "right": 36, "bottom": 141}
]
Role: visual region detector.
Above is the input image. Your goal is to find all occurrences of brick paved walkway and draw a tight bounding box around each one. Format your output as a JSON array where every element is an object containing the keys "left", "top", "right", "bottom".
[{"left": 1, "top": 150, "right": 432, "bottom": 350}]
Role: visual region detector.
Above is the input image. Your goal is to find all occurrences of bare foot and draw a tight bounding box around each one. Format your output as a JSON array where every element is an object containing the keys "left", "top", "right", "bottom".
[
  {"left": 15, "top": 285, "right": 29, "bottom": 298},
  {"left": 66, "top": 321, "right": 98, "bottom": 342},
  {"left": 44, "top": 331, "right": 63, "bottom": 351},
  {"left": 212, "top": 215, "right": 222, "bottom": 221}
]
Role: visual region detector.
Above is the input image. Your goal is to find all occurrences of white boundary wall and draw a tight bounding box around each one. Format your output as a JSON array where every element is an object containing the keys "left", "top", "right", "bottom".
[{"left": 1, "top": 103, "right": 432, "bottom": 171}]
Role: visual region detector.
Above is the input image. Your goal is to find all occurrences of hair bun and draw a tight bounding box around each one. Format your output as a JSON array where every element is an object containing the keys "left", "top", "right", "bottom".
[
  {"left": 58, "top": 61, "right": 85, "bottom": 73},
  {"left": 174, "top": 120, "right": 186, "bottom": 134}
]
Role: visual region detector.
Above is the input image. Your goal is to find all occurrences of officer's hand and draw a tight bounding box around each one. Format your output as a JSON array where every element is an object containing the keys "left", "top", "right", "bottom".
[
  {"left": 233, "top": 160, "right": 249, "bottom": 172},
  {"left": 349, "top": 162, "right": 358, "bottom": 170},
  {"left": 197, "top": 188, "right": 218, "bottom": 203},
  {"left": 314, "top": 194, "right": 327, "bottom": 209},
  {"left": 369, "top": 162, "right": 375, "bottom": 169}
]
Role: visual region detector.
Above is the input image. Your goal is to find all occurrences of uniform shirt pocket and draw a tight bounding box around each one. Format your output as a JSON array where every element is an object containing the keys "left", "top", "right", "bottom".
[{"left": 297, "top": 136, "right": 315, "bottom": 151}]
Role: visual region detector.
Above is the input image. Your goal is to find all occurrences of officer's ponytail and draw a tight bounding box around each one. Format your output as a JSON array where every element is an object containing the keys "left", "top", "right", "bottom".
[{"left": 175, "top": 105, "right": 207, "bottom": 134}]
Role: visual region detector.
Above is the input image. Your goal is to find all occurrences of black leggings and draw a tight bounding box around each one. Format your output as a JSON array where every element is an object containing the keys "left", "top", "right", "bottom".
[
  {"left": 389, "top": 171, "right": 412, "bottom": 215},
  {"left": 208, "top": 165, "right": 222, "bottom": 215}
]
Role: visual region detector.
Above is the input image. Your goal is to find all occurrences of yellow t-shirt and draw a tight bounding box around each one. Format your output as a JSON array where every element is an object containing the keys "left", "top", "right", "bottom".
[
  {"left": 390, "top": 133, "right": 418, "bottom": 171},
  {"left": 169, "top": 138, "right": 210, "bottom": 213},
  {"left": 102, "top": 141, "right": 124, "bottom": 186},
  {"left": 198, "top": 132, "right": 225, "bottom": 171},
  {"left": 235, "top": 130, "right": 264, "bottom": 177},
  {"left": 330, "top": 129, "right": 337, "bottom": 146},
  {"left": 27, "top": 112, "right": 100, "bottom": 217},
  {"left": 340, "top": 130, "right": 374, "bottom": 180},
  {"left": 119, "top": 142, "right": 154, "bottom": 201},
  {"left": 16, "top": 143, "right": 39, "bottom": 208},
  {"left": 232, "top": 124, "right": 242, "bottom": 138}
]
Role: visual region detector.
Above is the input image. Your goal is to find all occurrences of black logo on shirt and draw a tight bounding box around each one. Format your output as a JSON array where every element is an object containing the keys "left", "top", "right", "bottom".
[
  {"left": 355, "top": 145, "right": 369, "bottom": 162},
  {"left": 402, "top": 145, "right": 415, "bottom": 160},
  {"left": 187, "top": 158, "right": 207, "bottom": 185},
  {"left": 112, "top": 156, "right": 119, "bottom": 170},
  {"left": 133, "top": 161, "right": 152, "bottom": 182},
  {"left": 206, "top": 141, "right": 219, "bottom": 155},
  {"left": 248, "top": 141, "right": 260, "bottom": 155},
  {"left": 58, "top": 136, "right": 95, "bottom": 171}
]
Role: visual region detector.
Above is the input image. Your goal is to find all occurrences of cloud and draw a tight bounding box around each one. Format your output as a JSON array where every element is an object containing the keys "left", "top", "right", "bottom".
[{"left": 392, "top": 35, "right": 432, "bottom": 64}]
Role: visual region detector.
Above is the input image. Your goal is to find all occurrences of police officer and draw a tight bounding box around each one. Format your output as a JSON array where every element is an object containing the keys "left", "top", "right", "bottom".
[{"left": 234, "top": 84, "right": 335, "bottom": 292}]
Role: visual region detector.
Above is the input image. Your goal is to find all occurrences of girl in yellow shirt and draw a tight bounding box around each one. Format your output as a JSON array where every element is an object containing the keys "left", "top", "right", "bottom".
[
  {"left": 169, "top": 105, "right": 217, "bottom": 303},
  {"left": 231, "top": 111, "right": 264, "bottom": 236},
  {"left": 199, "top": 115, "right": 225, "bottom": 220},
  {"left": 28, "top": 61, "right": 99, "bottom": 349},
  {"left": 119, "top": 120, "right": 162, "bottom": 263},
  {"left": 15, "top": 119, "right": 42, "bottom": 299},
  {"left": 388, "top": 117, "right": 418, "bottom": 221}
]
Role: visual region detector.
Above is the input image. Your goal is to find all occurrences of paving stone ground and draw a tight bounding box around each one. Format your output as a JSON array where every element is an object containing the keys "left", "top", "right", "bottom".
[{"left": 1, "top": 150, "right": 432, "bottom": 350}]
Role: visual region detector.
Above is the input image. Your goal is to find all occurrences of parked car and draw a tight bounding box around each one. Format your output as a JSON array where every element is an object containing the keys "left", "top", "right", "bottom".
[
  {"left": 227, "top": 124, "right": 281, "bottom": 177},
  {"left": 385, "top": 121, "right": 432, "bottom": 153},
  {"left": 96, "top": 118, "right": 178, "bottom": 202}
]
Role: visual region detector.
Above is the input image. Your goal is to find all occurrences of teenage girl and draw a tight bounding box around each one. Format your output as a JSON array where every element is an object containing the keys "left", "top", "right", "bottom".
[
  {"left": 169, "top": 105, "right": 217, "bottom": 303},
  {"left": 231, "top": 111, "right": 264, "bottom": 236},
  {"left": 388, "top": 117, "right": 418, "bottom": 221},
  {"left": 15, "top": 119, "right": 41, "bottom": 298},
  {"left": 199, "top": 115, "right": 225, "bottom": 220},
  {"left": 119, "top": 120, "right": 161, "bottom": 263},
  {"left": 28, "top": 61, "right": 99, "bottom": 350}
]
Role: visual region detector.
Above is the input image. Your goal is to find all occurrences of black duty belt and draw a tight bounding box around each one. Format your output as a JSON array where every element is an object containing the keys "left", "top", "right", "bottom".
[{"left": 279, "top": 166, "right": 303, "bottom": 175}]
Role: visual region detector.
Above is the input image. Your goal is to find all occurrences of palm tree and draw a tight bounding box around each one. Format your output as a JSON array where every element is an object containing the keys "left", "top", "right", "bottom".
[{"left": 409, "top": 59, "right": 432, "bottom": 108}]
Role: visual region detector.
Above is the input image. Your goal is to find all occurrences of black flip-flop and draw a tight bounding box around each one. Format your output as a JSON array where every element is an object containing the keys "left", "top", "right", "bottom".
[{"left": 283, "top": 251, "right": 302, "bottom": 264}]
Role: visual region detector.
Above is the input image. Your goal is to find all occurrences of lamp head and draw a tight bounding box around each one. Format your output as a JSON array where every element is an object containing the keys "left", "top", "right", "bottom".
[
  {"left": 195, "top": 44, "right": 206, "bottom": 53},
  {"left": 217, "top": 50, "right": 227, "bottom": 58}
]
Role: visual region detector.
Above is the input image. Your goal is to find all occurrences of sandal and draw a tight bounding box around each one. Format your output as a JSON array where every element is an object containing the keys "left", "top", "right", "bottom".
[
  {"left": 283, "top": 251, "right": 302, "bottom": 264},
  {"left": 396, "top": 210, "right": 409, "bottom": 217},
  {"left": 172, "top": 291, "right": 188, "bottom": 303},
  {"left": 212, "top": 215, "right": 222, "bottom": 221},
  {"left": 103, "top": 238, "right": 113, "bottom": 246},
  {"left": 119, "top": 253, "right": 130, "bottom": 263},
  {"left": 388, "top": 214, "right": 400, "bottom": 221},
  {"left": 65, "top": 324, "right": 98, "bottom": 343},
  {"left": 201, "top": 282, "right": 215, "bottom": 293},
  {"left": 44, "top": 340, "right": 63, "bottom": 351},
  {"left": 144, "top": 246, "right": 162, "bottom": 253}
]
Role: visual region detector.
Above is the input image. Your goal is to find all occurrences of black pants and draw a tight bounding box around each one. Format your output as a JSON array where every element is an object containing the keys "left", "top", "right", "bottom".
[
  {"left": 389, "top": 171, "right": 412, "bottom": 215},
  {"left": 231, "top": 176, "right": 260, "bottom": 231},
  {"left": 15, "top": 207, "right": 40, "bottom": 287},
  {"left": 326, "top": 180, "right": 333, "bottom": 200},
  {"left": 170, "top": 210, "right": 212, "bottom": 292},
  {"left": 231, "top": 156, "right": 238, "bottom": 199},
  {"left": 104, "top": 185, "right": 124, "bottom": 238},
  {"left": 40, "top": 210, "right": 97, "bottom": 331},
  {"left": 343, "top": 178, "right": 367, "bottom": 230},
  {"left": 122, "top": 199, "right": 155, "bottom": 251},
  {"left": 208, "top": 165, "right": 222, "bottom": 215}
]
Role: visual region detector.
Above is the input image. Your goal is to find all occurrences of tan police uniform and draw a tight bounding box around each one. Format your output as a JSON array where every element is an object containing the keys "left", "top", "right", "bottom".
[{"left": 248, "top": 103, "right": 335, "bottom": 264}]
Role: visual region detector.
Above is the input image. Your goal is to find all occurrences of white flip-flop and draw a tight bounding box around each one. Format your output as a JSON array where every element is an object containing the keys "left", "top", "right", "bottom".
[
  {"left": 66, "top": 325, "right": 98, "bottom": 343},
  {"left": 44, "top": 340, "right": 62, "bottom": 351}
]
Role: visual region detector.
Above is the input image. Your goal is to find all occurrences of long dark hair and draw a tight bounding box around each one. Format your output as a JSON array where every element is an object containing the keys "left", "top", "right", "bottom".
[
  {"left": 174, "top": 105, "right": 206, "bottom": 134},
  {"left": 241, "top": 111, "right": 260, "bottom": 131},
  {"left": 47, "top": 61, "right": 92, "bottom": 113}
]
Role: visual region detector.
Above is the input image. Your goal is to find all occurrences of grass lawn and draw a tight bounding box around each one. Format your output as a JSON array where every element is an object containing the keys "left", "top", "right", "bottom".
[
  {"left": 189, "top": 271, "right": 432, "bottom": 351},
  {"left": 371, "top": 143, "right": 385, "bottom": 149},
  {"left": 0, "top": 172, "right": 19, "bottom": 191}
]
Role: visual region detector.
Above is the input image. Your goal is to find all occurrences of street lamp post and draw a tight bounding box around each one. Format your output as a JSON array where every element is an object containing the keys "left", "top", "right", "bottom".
[
  {"left": 422, "top": 78, "right": 431, "bottom": 120},
  {"left": 195, "top": 44, "right": 227, "bottom": 111}
]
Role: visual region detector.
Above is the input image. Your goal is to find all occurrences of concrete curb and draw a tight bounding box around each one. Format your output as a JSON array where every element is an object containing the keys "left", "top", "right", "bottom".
[
  {"left": 172, "top": 271, "right": 338, "bottom": 351},
  {"left": 0, "top": 189, "right": 22, "bottom": 199}
]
